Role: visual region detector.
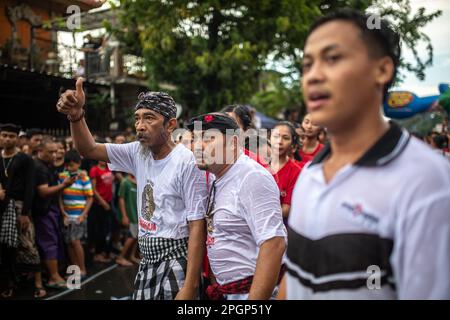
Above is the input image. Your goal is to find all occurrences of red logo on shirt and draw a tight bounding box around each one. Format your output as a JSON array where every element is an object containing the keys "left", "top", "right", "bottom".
[
  {"left": 341, "top": 202, "right": 379, "bottom": 225},
  {"left": 206, "top": 235, "right": 215, "bottom": 246},
  {"left": 352, "top": 204, "right": 363, "bottom": 216},
  {"left": 139, "top": 218, "right": 157, "bottom": 232},
  {"left": 204, "top": 115, "right": 214, "bottom": 123}
]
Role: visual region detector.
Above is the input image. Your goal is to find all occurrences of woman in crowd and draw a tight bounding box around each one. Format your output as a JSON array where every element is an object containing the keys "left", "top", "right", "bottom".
[{"left": 270, "top": 121, "right": 303, "bottom": 224}]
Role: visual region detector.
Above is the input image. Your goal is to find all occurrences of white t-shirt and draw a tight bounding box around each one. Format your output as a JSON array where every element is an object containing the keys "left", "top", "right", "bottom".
[
  {"left": 206, "top": 154, "right": 287, "bottom": 285},
  {"left": 106, "top": 142, "right": 208, "bottom": 239}
]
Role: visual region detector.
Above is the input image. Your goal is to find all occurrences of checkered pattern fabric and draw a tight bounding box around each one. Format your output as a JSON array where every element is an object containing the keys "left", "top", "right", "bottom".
[
  {"left": 139, "top": 236, "right": 188, "bottom": 264},
  {"left": 0, "top": 199, "right": 19, "bottom": 248},
  {"left": 132, "top": 257, "right": 187, "bottom": 300}
]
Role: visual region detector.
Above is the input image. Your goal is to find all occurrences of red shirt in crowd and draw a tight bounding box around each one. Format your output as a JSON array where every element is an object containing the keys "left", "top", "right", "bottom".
[
  {"left": 272, "top": 159, "right": 303, "bottom": 206},
  {"left": 89, "top": 165, "right": 114, "bottom": 203},
  {"left": 298, "top": 143, "right": 324, "bottom": 166}
]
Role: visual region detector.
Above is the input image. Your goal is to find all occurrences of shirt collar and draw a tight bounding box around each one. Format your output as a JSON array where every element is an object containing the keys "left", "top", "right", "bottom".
[{"left": 309, "top": 121, "right": 410, "bottom": 168}]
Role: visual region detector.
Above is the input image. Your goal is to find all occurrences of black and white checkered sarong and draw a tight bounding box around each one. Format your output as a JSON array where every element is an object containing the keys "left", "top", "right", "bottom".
[
  {"left": 139, "top": 236, "right": 188, "bottom": 264},
  {"left": 133, "top": 256, "right": 187, "bottom": 300},
  {"left": 0, "top": 199, "right": 19, "bottom": 248},
  {"left": 133, "top": 237, "right": 189, "bottom": 300}
]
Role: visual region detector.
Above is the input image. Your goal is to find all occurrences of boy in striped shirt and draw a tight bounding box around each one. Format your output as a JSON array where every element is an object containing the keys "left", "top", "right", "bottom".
[{"left": 59, "top": 149, "right": 93, "bottom": 278}]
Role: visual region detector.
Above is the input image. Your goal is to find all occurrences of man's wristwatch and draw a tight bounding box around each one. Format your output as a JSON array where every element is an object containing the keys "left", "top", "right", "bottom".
[{"left": 67, "top": 109, "right": 85, "bottom": 123}]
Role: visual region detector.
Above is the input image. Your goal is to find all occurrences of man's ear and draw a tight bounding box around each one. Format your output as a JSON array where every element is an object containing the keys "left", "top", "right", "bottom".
[
  {"left": 374, "top": 56, "right": 395, "bottom": 90},
  {"left": 166, "top": 118, "right": 178, "bottom": 133}
]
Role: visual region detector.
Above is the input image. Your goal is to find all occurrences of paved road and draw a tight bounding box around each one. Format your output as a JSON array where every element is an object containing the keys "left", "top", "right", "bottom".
[{"left": 48, "top": 263, "right": 138, "bottom": 300}]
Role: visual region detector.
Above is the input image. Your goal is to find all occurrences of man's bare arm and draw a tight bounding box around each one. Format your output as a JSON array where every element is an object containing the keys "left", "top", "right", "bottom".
[
  {"left": 70, "top": 119, "right": 108, "bottom": 162},
  {"left": 248, "top": 236, "right": 286, "bottom": 300},
  {"left": 175, "top": 219, "right": 206, "bottom": 300},
  {"left": 37, "top": 176, "right": 76, "bottom": 199},
  {"left": 38, "top": 183, "right": 67, "bottom": 198},
  {"left": 281, "top": 204, "right": 291, "bottom": 218},
  {"left": 277, "top": 275, "right": 287, "bottom": 300}
]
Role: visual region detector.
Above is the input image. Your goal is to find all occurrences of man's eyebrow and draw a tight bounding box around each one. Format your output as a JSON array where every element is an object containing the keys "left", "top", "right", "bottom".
[
  {"left": 321, "top": 44, "right": 341, "bottom": 54},
  {"left": 304, "top": 43, "right": 341, "bottom": 59},
  {"left": 135, "top": 111, "right": 157, "bottom": 117}
]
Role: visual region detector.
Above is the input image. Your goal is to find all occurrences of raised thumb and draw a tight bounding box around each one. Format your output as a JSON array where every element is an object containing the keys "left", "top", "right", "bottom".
[{"left": 75, "top": 77, "right": 85, "bottom": 96}]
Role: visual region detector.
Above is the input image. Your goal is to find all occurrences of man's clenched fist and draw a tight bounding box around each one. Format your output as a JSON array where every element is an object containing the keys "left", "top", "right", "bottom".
[{"left": 56, "top": 77, "right": 85, "bottom": 118}]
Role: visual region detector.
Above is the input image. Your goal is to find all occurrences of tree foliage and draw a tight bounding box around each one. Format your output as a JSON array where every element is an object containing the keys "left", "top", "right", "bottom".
[{"left": 106, "top": 0, "right": 442, "bottom": 115}]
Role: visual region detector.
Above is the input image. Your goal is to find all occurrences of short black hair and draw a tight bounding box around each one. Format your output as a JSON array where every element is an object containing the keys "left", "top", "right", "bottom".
[
  {"left": 36, "top": 135, "right": 55, "bottom": 150},
  {"left": 306, "top": 8, "right": 401, "bottom": 101},
  {"left": 26, "top": 128, "right": 43, "bottom": 139},
  {"left": 0, "top": 123, "right": 21, "bottom": 134},
  {"left": 64, "top": 149, "right": 82, "bottom": 164}
]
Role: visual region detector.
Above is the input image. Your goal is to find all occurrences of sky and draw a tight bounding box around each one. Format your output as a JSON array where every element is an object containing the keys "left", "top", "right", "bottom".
[{"left": 394, "top": 0, "right": 450, "bottom": 96}]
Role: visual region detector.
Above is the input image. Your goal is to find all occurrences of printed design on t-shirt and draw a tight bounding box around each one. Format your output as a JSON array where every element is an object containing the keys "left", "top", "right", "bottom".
[
  {"left": 141, "top": 181, "right": 155, "bottom": 221},
  {"left": 206, "top": 216, "right": 215, "bottom": 246},
  {"left": 206, "top": 197, "right": 216, "bottom": 235},
  {"left": 205, "top": 198, "right": 216, "bottom": 246},
  {"left": 205, "top": 179, "right": 216, "bottom": 245},
  {"left": 101, "top": 171, "right": 114, "bottom": 185},
  {"left": 206, "top": 216, "right": 214, "bottom": 234},
  {"left": 280, "top": 190, "right": 287, "bottom": 197},
  {"left": 205, "top": 180, "right": 216, "bottom": 236},
  {"left": 340, "top": 201, "right": 380, "bottom": 231}
]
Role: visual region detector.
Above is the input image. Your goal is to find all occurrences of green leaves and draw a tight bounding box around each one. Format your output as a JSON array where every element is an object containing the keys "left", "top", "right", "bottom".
[
  {"left": 276, "top": 17, "right": 290, "bottom": 32},
  {"left": 109, "top": 0, "right": 441, "bottom": 116}
]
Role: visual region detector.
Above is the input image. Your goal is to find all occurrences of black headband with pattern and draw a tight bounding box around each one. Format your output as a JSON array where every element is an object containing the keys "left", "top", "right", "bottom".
[{"left": 135, "top": 91, "right": 177, "bottom": 119}]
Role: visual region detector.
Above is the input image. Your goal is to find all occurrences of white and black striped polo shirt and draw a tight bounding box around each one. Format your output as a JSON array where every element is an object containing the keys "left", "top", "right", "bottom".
[{"left": 286, "top": 122, "right": 450, "bottom": 299}]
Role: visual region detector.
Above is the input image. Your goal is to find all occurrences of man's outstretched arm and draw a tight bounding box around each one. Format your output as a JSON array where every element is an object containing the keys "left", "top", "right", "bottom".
[
  {"left": 70, "top": 116, "right": 108, "bottom": 162},
  {"left": 57, "top": 77, "right": 108, "bottom": 162}
]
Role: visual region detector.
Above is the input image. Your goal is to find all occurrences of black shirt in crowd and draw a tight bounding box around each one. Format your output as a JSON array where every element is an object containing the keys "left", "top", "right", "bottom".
[
  {"left": 54, "top": 163, "right": 65, "bottom": 176},
  {"left": 32, "top": 158, "right": 59, "bottom": 217},
  {"left": 0, "top": 152, "right": 35, "bottom": 216}
]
